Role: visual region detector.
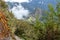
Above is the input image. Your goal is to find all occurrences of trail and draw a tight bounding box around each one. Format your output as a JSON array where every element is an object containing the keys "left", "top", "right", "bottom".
[{"left": 14, "top": 35, "right": 23, "bottom": 40}]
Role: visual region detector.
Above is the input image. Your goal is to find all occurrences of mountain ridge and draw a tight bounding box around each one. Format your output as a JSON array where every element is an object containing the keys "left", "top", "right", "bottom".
[{"left": 6, "top": 0, "right": 57, "bottom": 12}]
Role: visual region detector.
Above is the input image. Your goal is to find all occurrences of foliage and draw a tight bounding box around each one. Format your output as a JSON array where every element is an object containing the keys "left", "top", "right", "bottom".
[
  {"left": 0, "top": 0, "right": 8, "bottom": 11},
  {"left": 14, "top": 3, "right": 60, "bottom": 40},
  {"left": 15, "top": 20, "right": 40, "bottom": 40},
  {"left": 1, "top": 0, "right": 60, "bottom": 40}
]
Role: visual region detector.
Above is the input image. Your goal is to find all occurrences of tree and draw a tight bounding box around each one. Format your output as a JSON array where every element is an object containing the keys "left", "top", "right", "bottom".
[{"left": 0, "top": 0, "right": 8, "bottom": 11}]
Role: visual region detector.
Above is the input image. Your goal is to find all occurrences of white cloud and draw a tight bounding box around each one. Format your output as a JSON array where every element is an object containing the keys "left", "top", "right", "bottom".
[
  {"left": 11, "top": 4, "right": 29, "bottom": 19},
  {"left": 4, "top": 0, "right": 32, "bottom": 19},
  {"left": 5, "top": 0, "right": 31, "bottom": 3}
]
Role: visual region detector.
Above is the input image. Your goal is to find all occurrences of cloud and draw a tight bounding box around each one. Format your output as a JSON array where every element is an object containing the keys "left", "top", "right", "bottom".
[
  {"left": 11, "top": 4, "right": 29, "bottom": 19},
  {"left": 4, "top": 0, "right": 31, "bottom": 19},
  {"left": 5, "top": 0, "right": 31, "bottom": 3}
]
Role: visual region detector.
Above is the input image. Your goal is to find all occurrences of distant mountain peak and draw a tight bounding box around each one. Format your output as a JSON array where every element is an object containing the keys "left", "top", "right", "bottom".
[
  {"left": 6, "top": 0, "right": 57, "bottom": 19},
  {"left": 7, "top": 0, "right": 57, "bottom": 11}
]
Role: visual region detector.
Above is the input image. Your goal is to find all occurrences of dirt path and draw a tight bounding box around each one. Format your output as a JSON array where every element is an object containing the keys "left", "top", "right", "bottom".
[{"left": 14, "top": 35, "right": 23, "bottom": 40}]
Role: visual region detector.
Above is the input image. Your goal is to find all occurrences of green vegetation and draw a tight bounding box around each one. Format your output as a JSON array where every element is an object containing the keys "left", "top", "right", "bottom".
[{"left": 0, "top": 0, "right": 60, "bottom": 40}]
